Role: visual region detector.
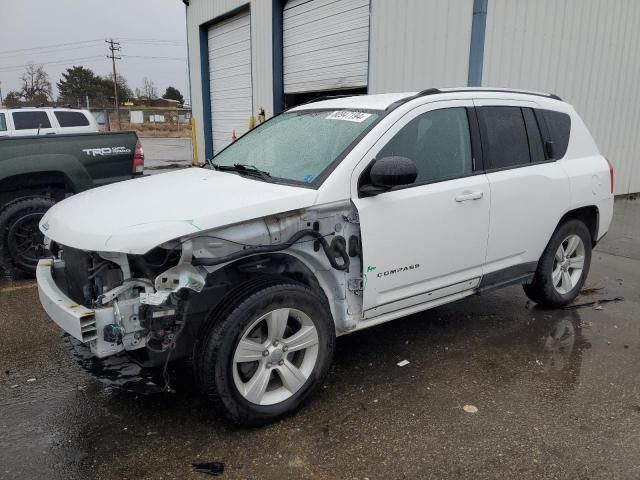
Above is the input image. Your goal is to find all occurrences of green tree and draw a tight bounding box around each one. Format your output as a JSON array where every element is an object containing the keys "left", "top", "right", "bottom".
[
  {"left": 3, "top": 91, "right": 23, "bottom": 108},
  {"left": 57, "top": 66, "right": 102, "bottom": 106},
  {"left": 99, "top": 74, "right": 133, "bottom": 104},
  {"left": 162, "top": 86, "right": 184, "bottom": 104},
  {"left": 56, "top": 66, "right": 132, "bottom": 108}
]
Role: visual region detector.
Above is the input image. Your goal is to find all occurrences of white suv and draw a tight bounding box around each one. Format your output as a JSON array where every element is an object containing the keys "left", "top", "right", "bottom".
[
  {"left": 0, "top": 107, "right": 98, "bottom": 136},
  {"left": 36, "top": 88, "right": 613, "bottom": 425}
]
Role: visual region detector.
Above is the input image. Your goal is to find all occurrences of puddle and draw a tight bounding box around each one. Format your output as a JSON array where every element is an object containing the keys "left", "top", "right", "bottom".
[{"left": 63, "top": 335, "right": 167, "bottom": 395}]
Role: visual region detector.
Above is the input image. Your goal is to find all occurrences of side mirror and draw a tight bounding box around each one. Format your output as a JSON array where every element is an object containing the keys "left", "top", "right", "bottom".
[{"left": 360, "top": 156, "right": 418, "bottom": 196}]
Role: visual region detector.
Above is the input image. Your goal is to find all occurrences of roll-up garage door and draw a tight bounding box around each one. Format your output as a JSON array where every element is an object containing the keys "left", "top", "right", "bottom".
[
  {"left": 208, "top": 11, "right": 253, "bottom": 154},
  {"left": 283, "top": 0, "right": 370, "bottom": 94}
]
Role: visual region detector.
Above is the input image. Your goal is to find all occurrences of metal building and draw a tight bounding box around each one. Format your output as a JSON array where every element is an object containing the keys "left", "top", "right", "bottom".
[{"left": 185, "top": 0, "right": 640, "bottom": 194}]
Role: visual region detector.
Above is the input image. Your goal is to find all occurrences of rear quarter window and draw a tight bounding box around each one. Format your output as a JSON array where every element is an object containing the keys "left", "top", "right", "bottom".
[
  {"left": 0, "top": 113, "right": 6, "bottom": 131},
  {"left": 54, "top": 111, "right": 91, "bottom": 127},
  {"left": 541, "top": 110, "right": 571, "bottom": 158},
  {"left": 12, "top": 111, "right": 52, "bottom": 130}
]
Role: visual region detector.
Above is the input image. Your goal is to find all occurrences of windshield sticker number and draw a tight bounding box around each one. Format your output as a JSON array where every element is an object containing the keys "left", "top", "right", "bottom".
[{"left": 325, "top": 111, "right": 372, "bottom": 123}]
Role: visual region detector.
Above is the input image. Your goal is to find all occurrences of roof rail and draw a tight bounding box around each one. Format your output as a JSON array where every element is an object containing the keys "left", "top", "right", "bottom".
[
  {"left": 386, "top": 87, "right": 562, "bottom": 111},
  {"left": 298, "top": 93, "right": 364, "bottom": 107}
]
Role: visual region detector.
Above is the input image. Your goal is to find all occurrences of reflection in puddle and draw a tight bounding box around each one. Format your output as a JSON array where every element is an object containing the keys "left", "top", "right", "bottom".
[
  {"left": 542, "top": 318, "right": 578, "bottom": 373},
  {"left": 63, "top": 335, "right": 166, "bottom": 395}
]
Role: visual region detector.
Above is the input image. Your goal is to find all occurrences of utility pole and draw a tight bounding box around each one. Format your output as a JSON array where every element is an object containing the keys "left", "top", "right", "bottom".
[{"left": 106, "top": 39, "right": 122, "bottom": 130}]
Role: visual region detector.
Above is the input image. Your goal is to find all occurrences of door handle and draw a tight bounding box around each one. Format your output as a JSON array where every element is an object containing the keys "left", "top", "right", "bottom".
[{"left": 455, "top": 190, "right": 483, "bottom": 202}]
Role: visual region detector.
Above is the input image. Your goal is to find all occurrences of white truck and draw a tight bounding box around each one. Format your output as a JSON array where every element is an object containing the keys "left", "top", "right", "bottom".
[
  {"left": 36, "top": 88, "right": 614, "bottom": 425},
  {"left": 0, "top": 107, "right": 98, "bottom": 137}
]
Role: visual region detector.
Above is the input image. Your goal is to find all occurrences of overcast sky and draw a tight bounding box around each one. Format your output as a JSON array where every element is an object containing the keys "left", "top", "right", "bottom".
[{"left": 0, "top": 0, "right": 189, "bottom": 102}]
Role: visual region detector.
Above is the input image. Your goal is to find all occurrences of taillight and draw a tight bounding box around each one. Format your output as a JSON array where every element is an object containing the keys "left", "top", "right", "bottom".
[
  {"left": 605, "top": 158, "right": 614, "bottom": 194},
  {"left": 133, "top": 140, "right": 144, "bottom": 175}
]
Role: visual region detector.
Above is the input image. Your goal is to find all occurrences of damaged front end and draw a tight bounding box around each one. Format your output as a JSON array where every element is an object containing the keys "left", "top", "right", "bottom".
[
  {"left": 37, "top": 202, "right": 364, "bottom": 363},
  {"left": 38, "top": 240, "right": 205, "bottom": 359}
]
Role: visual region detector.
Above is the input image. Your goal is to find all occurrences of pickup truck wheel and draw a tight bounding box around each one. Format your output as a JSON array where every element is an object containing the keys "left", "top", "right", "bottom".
[
  {"left": 523, "top": 219, "right": 592, "bottom": 308},
  {"left": 0, "top": 196, "right": 56, "bottom": 275},
  {"left": 197, "top": 281, "right": 335, "bottom": 426}
]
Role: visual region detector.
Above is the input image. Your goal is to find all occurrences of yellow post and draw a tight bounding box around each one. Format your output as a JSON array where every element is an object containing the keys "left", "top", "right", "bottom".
[
  {"left": 190, "top": 117, "right": 200, "bottom": 166},
  {"left": 248, "top": 114, "right": 256, "bottom": 130}
]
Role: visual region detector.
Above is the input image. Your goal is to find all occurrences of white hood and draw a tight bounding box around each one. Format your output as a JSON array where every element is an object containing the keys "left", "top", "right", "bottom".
[{"left": 40, "top": 168, "right": 318, "bottom": 254}]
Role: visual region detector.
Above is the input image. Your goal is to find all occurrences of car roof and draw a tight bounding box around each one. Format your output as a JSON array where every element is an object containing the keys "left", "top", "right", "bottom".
[
  {"left": 290, "top": 87, "right": 563, "bottom": 112},
  {"left": 0, "top": 107, "right": 87, "bottom": 112}
]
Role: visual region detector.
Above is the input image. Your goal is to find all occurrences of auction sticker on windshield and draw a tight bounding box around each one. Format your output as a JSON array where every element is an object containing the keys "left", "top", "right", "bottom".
[{"left": 325, "top": 111, "right": 372, "bottom": 122}]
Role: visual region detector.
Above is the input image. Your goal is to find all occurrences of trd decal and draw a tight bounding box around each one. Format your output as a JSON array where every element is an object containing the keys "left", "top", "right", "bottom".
[{"left": 82, "top": 146, "right": 132, "bottom": 156}]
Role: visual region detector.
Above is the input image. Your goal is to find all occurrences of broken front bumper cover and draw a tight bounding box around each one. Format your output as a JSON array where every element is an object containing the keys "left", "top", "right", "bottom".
[
  {"left": 37, "top": 259, "right": 99, "bottom": 342},
  {"left": 37, "top": 259, "right": 144, "bottom": 358}
]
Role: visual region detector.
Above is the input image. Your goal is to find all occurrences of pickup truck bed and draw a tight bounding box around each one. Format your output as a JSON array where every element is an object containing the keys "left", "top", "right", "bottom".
[{"left": 0, "top": 131, "right": 143, "bottom": 274}]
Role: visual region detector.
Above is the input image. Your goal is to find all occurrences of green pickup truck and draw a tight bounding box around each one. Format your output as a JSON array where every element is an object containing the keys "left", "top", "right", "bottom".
[{"left": 0, "top": 131, "right": 144, "bottom": 274}]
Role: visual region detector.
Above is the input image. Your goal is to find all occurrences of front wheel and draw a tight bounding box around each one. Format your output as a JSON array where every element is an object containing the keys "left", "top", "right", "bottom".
[
  {"left": 523, "top": 219, "right": 592, "bottom": 307},
  {"left": 196, "top": 281, "right": 335, "bottom": 426}
]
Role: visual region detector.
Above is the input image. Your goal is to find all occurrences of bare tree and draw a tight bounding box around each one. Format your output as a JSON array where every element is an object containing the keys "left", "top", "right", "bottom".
[
  {"left": 142, "top": 77, "right": 157, "bottom": 99},
  {"left": 20, "top": 63, "right": 52, "bottom": 103}
]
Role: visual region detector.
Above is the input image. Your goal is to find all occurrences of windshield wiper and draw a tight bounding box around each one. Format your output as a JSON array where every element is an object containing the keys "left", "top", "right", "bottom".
[{"left": 213, "top": 163, "right": 272, "bottom": 182}]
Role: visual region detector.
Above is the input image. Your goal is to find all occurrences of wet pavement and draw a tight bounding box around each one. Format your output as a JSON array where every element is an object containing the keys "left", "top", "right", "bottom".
[
  {"left": 1, "top": 199, "right": 639, "bottom": 479},
  {"left": 139, "top": 137, "right": 193, "bottom": 173}
]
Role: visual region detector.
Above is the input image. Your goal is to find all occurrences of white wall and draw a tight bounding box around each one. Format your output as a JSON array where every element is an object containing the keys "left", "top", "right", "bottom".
[
  {"left": 483, "top": 0, "right": 640, "bottom": 194},
  {"left": 368, "top": 0, "right": 473, "bottom": 93},
  {"left": 187, "top": 0, "right": 274, "bottom": 162}
]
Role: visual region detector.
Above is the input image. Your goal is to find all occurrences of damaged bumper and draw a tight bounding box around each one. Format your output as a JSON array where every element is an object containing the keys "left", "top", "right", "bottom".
[{"left": 37, "top": 258, "right": 145, "bottom": 358}]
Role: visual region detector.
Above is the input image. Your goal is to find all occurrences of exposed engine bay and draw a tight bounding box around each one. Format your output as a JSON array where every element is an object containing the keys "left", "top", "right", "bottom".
[{"left": 48, "top": 202, "right": 363, "bottom": 362}]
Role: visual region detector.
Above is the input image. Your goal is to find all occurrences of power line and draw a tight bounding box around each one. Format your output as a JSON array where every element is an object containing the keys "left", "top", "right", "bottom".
[
  {"left": 0, "top": 39, "right": 104, "bottom": 56},
  {"left": 0, "top": 38, "right": 184, "bottom": 59},
  {"left": 115, "top": 37, "right": 185, "bottom": 44},
  {"left": 0, "top": 56, "right": 105, "bottom": 73},
  {"left": 1, "top": 44, "right": 107, "bottom": 60},
  {"left": 122, "top": 55, "right": 187, "bottom": 61}
]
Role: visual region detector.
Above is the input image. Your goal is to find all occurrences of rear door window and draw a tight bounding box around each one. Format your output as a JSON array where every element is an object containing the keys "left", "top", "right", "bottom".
[
  {"left": 12, "top": 111, "right": 52, "bottom": 130},
  {"left": 478, "top": 106, "right": 531, "bottom": 169},
  {"left": 541, "top": 110, "right": 571, "bottom": 158},
  {"left": 54, "top": 111, "right": 91, "bottom": 127}
]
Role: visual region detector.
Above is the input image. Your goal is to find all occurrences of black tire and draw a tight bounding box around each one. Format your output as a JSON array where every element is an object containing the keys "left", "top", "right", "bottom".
[
  {"left": 523, "top": 219, "right": 592, "bottom": 308},
  {"left": 195, "top": 281, "right": 335, "bottom": 426},
  {"left": 0, "top": 196, "right": 56, "bottom": 275}
]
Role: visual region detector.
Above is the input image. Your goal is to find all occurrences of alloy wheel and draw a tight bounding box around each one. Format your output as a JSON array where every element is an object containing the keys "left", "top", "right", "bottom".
[
  {"left": 552, "top": 234, "right": 585, "bottom": 295},
  {"left": 232, "top": 308, "right": 319, "bottom": 405}
]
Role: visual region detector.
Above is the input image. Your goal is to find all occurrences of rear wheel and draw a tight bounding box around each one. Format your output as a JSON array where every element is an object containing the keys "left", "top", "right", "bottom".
[
  {"left": 523, "top": 219, "right": 592, "bottom": 307},
  {"left": 0, "top": 196, "right": 56, "bottom": 275},
  {"left": 196, "top": 281, "right": 335, "bottom": 426}
]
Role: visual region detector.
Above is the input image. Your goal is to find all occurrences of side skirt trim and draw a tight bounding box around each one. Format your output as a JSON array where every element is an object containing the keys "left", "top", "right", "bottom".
[{"left": 477, "top": 262, "right": 538, "bottom": 294}]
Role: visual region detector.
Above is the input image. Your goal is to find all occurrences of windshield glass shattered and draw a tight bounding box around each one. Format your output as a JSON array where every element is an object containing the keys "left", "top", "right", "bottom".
[{"left": 212, "top": 110, "right": 379, "bottom": 184}]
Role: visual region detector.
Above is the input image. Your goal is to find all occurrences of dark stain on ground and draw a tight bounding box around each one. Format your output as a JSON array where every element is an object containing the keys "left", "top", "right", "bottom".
[{"left": 1, "top": 199, "right": 639, "bottom": 479}]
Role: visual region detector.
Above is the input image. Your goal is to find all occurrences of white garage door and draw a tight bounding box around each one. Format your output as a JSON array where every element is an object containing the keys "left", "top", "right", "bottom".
[
  {"left": 283, "top": 0, "right": 370, "bottom": 94},
  {"left": 208, "top": 11, "right": 253, "bottom": 154}
]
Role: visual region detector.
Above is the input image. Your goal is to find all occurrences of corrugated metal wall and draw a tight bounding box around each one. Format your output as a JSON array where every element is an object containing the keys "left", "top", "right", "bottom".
[
  {"left": 187, "top": 0, "right": 273, "bottom": 162},
  {"left": 368, "top": 0, "right": 473, "bottom": 93},
  {"left": 482, "top": 0, "right": 640, "bottom": 194}
]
